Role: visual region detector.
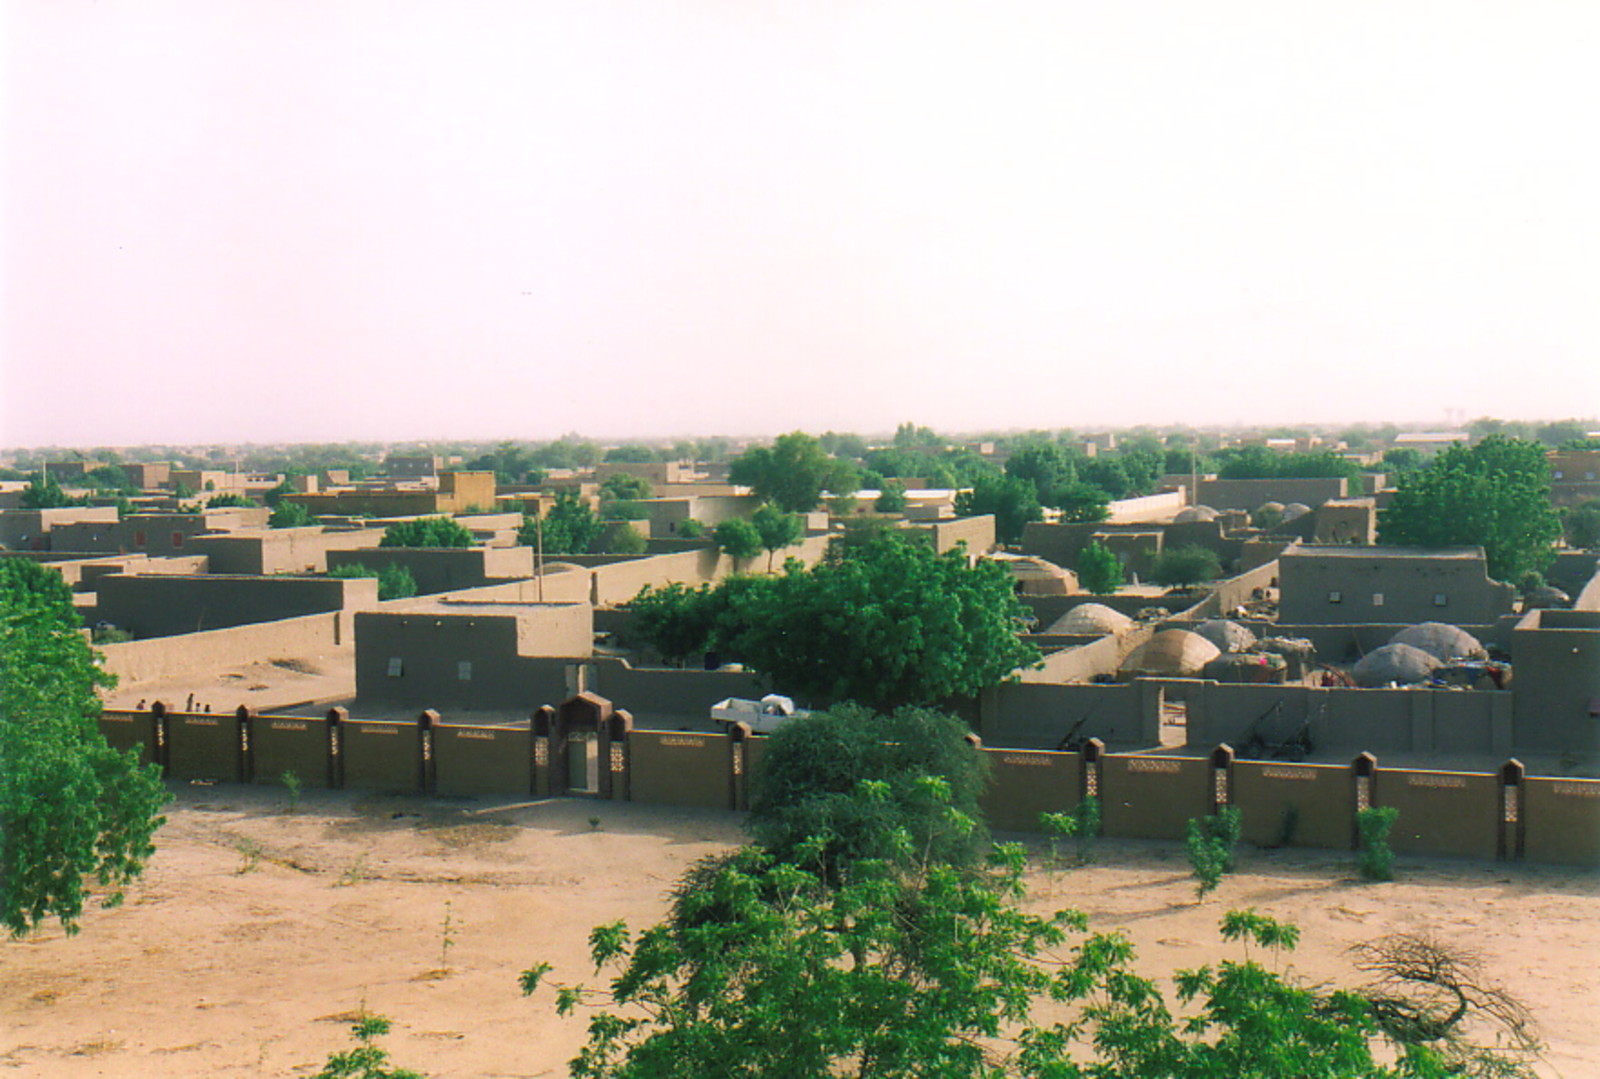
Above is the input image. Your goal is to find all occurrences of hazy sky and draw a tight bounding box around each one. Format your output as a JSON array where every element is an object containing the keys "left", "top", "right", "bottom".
[{"left": 4, "top": 1, "right": 1597, "bottom": 448}]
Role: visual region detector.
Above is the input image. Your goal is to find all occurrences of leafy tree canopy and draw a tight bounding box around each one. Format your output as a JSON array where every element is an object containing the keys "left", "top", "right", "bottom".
[
  {"left": 955, "top": 474, "right": 1042, "bottom": 545},
  {"left": 1377, "top": 435, "right": 1560, "bottom": 581},
  {"left": 19, "top": 473, "right": 93, "bottom": 510},
  {"left": 718, "top": 536, "right": 1039, "bottom": 710},
  {"left": 712, "top": 517, "right": 763, "bottom": 563},
  {"left": 1076, "top": 539, "right": 1124, "bottom": 595},
  {"left": 729, "top": 432, "right": 859, "bottom": 514},
  {"left": 327, "top": 563, "right": 418, "bottom": 601},
  {"left": 604, "top": 523, "right": 648, "bottom": 555},
  {"left": 751, "top": 503, "right": 804, "bottom": 570},
  {"left": 873, "top": 480, "right": 908, "bottom": 514},
  {"left": 379, "top": 516, "right": 474, "bottom": 549},
  {"left": 527, "top": 832, "right": 1535, "bottom": 1079},
  {"left": 1150, "top": 544, "right": 1223, "bottom": 587},
  {"left": 1215, "top": 445, "right": 1357, "bottom": 480},
  {"left": 268, "top": 501, "right": 316, "bottom": 529},
  {"left": 599, "top": 473, "right": 653, "bottom": 502},
  {"left": 604, "top": 444, "right": 662, "bottom": 464},
  {"left": 1563, "top": 500, "right": 1600, "bottom": 550},
  {"left": 749, "top": 703, "right": 989, "bottom": 874},
  {"left": 520, "top": 492, "right": 605, "bottom": 556},
  {"left": 0, "top": 560, "right": 168, "bottom": 935}
]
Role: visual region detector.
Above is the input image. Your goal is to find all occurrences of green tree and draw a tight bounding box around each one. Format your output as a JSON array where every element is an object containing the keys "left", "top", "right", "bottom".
[
  {"left": 712, "top": 517, "right": 763, "bottom": 565},
  {"left": 1378, "top": 435, "right": 1561, "bottom": 581},
  {"left": 873, "top": 480, "right": 908, "bottom": 514},
  {"left": 262, "top": 479, "right": 297, "bottom": 507},
  {"left": 526, "top": 846, "right": 1535, "bottom": 1079},
  {"left": 268, "top": 501, "right": 316, "bottom": 528},
  {"left": 717, "top": 536, "right": 1039, "bottom": 711},
  {"left": 750, "top": 704, "right": 989, "bottom": 875},
  {"left": 1151, "top": 544, "right": 1223, "bottom": 587},
  {"left": 1076, "top": 540, "right": 1124, "bottom": 595},
  {"left": 1562, "top": 499, "right": 1600, "bottom": 550},
  {"left": 327, "top": 563, "right": 418, "bottom": 601},
  {"left": 1004, "top": 441, "right": 1079, "bottom": 505},
  {"left": 380, "top": 516, "right": 474, "bottom": 548},
  {"left": 203, "top": 492, "right": 257, "bottom": 508},
  {"left": 729, "top": 432, "right": 858, "bottom": 513},
  {"left": 604, "top": 444, "right": 661, "bottom": 463},
  {"left": 520, "top": 492, "right": 604, "bottom": 556},
  {"left": 751, "top": 503, "right": 804, "bottom": 571},
  {"left": 604, "top": 523, "right": 648, "bottom": 555},
  {"left": 0, "top": 560, "right": 169, "bottom": 935},
  {"left": 19, "top": 473, "right": 91, "bottom": 509},
  {"left": 599, "top": 473, "right": 653, "bottom": 501},
  {"left": 1053, "top": 482, "right": 1111, "bottom": 523},
  {"left": 626, "top": 583, "right": 718, "bottom": 666},
  {"left": 955, "top": 474, "right": 1041, "bottom": 545}
]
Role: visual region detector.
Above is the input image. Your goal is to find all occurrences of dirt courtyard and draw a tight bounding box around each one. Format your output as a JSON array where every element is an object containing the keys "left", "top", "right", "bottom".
[{"left": 2, "top": 785, "right": 1596, "bottom": 1078}]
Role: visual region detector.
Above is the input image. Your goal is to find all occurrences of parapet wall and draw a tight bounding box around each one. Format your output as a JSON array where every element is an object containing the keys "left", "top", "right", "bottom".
[
  {"left": 100, "top": 704, "right": 1598, "bottom": 867},
  {"left": 98, "top": 612, "right": 346, "bottom": 686}
]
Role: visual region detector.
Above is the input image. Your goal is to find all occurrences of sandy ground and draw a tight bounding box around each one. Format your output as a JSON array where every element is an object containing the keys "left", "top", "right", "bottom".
[{"left": 2, "top": 785, "right": 1596, "bottom": 1079}]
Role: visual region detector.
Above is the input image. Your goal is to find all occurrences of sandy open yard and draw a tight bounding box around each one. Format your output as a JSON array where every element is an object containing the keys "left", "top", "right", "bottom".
[{"left": 3, "top": 784, "right": 1596, "bottom": 1078}]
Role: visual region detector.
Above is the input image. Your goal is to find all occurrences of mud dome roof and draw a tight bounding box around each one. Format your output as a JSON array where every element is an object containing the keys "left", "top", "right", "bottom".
[
  {"left": 1118, "top": 629, "right": 1221, "bottom": 677},
  {"left": 1194, "top": 618, "right": 1258, "bottom": 653},
  {"left": 1353, "top": 642, "right": 1441, "bottom": 687},
  {"left": 1174, "top": 505, "right": 1219, "bottom": 523},
  {"left": 1044, "top": 602, "right": 1135, "bottom": 636},
  {"left": 1389, "top": 622, "right": 1486, "bottom": 663}
]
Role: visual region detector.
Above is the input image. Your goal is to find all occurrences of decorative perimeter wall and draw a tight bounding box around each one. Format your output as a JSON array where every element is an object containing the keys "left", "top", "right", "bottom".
[{"left": 100, "top": 695, "right": 1600, "bottom": 868}]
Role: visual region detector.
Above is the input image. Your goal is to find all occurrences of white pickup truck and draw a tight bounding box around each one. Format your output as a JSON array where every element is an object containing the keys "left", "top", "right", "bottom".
[{"left": 709, "top": 694, "right": 810, "bottom": 734}]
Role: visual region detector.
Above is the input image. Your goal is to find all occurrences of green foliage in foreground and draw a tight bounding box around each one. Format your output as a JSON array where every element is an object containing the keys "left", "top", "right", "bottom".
[
  {"left": 525, "top": 834, "right": 1537, "bottom": 1078},
  {"left": 311, "top": 1014, "right": 424, "bottom": 1079},
  {"left": 0, "top": 560, "right": 169, "bottom": 936},
  {"left": 749, "top": 705, "right": 990, "bottom": 876}
]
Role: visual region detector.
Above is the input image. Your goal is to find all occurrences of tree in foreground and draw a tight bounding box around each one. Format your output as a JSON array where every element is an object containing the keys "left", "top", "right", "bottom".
[
  {"left": 380, "top": 516, "right": 474, "bottom": 549},
  {"left": 748, "top": 704, "right": 989, "bottom": 876},
  {"left": 720, "top": 536, "right": 1040, "bottom": 711},
  {"left": 524, "top": 826, "right": 1538, "bottom": 1078},
  {"left": 1378, "top": 435, "right": 1560, "bottom": 581},
  {"left": 1075, "top": 539, "right": 1124, "bottom": 595},
  {"left": 0, "top": 560, "right": 169, "bottom": 935}
]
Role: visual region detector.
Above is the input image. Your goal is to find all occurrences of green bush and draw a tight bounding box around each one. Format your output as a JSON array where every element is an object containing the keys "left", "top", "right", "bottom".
[
  {"left": 1357, "top": 806, "right": 1399, "bottom": 881},
  {"left": 1075, "top": 540, "right": 1124, "bottom": 595},
  {"left": 1186, "top": 806, "right": 1241, "bottom": 899},
  {"left": 380, "top": 516, "right": 473, "bottom": 548},
  {"left": 268, "top": 502, "right": 315, "bottom": 528},
  {"left": 328, "top": 563, "right": 418, "bottom": 601},
  {"left": 1151, "top": 544, "right": 1223, "bottom": 587}
]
